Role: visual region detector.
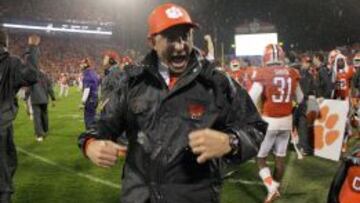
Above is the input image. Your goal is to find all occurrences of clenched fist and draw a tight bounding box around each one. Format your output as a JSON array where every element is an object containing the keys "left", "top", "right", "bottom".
[
  {"left": 86, "top": 140, "right": 127, "bottom": 168},
  {"left": 189, "top": 128, "right": 231, "bottom": 164}
]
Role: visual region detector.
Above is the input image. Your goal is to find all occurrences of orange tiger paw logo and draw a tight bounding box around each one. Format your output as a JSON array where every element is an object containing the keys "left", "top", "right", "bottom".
[{"left": 314, "top": 105, "right": 340, "bottom": 150}]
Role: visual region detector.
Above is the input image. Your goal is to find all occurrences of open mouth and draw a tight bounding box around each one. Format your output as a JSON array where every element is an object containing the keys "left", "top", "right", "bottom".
[{"left": 169, "top": 54, "right": 188, "bottom": 69}]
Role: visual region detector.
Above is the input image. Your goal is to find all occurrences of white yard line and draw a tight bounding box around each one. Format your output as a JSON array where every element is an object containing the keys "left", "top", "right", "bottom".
[
  {"left": 227, "top": 178, "right": 263, "bottom": 185},
  {"left": 17, "top": 147, "right": 121, "bottom": 189},
  {"left": 280, "top": 152, "right": 296, "bottom": 193}
]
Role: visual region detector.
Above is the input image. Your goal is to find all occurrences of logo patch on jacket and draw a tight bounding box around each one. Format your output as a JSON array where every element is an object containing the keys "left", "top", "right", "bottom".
[
  {"left": 187, "top": 103, "right": 205, "bottom": 120},
  {"left": 352, "top": 176, "right": 360, "bottom": 192}
]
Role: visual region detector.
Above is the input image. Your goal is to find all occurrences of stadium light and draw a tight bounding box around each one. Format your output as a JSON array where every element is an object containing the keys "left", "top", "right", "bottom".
[{"left": 2, "top": 23, "right": 112, "bottom": 35}]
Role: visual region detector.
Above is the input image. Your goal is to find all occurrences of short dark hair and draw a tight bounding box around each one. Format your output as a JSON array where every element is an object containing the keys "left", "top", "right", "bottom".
[
  {"left": 288, "top": 51, "right": 298, "bottom": 63},
  {"left": 0, "top": 29, "right": 8, "bottom": 47},
  {"left": 314, "top": 52, "right": 325, "bottom": 63}
]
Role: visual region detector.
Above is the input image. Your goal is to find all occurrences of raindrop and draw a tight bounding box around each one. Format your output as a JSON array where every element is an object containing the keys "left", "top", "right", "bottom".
[{"left": 338, "top": 10, "right": 343, "bottom": 17}]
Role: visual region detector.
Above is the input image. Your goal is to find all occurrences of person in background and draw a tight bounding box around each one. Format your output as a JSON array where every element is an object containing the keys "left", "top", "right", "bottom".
[
  {"left": 28, "top": 69, "right": 56, "bottom": 142},
  {"left": 249, "top": 44, "right": 303, "bottom": 203},
  {"left": 58, "top": 73, "right": 69, "bottom": 97},
  {"left": 100, "top": 51, "right": 121, "bottom": 111},
  {"left": 317, "top": 50, "right": 340, "bottom": 99},
  {"left": 0, "top": 30, "right": 38, "bottom": 203},
  {"left": 25, "top": 35, "right": 56, "bottom": 142},
  {"left": 295, "top": 55, "right": 317, "bottom": 156},
  {"left": 80, "top": 58, "right": 99, "bottom": 130}
]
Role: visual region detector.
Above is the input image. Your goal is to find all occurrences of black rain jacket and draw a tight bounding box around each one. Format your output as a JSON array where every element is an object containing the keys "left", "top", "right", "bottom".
[{"left": 79, "top": 49, "right": 267, "bottom": 203}]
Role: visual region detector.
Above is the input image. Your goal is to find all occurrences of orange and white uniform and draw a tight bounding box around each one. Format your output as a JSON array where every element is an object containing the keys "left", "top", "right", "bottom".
[
  {"left": 254, "top": 44, "right": 303, "bottom": 203},
  {"left": 59, "top": 74, "right": 69, "bottom": 97},
  {"left": 251, "top": 66, "right": 302, "bottom": 124},
  {"left": 249, "top": 65, "right": 303, "bottom": 158},
  {"left": 333, "top": 54, "right": 356, "bottom": 100}
]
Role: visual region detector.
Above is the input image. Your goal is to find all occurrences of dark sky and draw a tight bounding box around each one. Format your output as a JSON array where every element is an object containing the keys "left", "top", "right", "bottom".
[
  {"left": 2, "top": 0, "right": 359, "bottom": 54},
  {"left": 113, "top": 0, "right": 360, "bottom": 54}
]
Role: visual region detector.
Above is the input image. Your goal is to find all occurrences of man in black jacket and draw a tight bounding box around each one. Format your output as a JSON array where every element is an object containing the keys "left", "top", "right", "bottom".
[
  {"left": 295, "top": 56, "right": 317, "bottom": 155},
  {"left": 317, "top": 50, "right": 339, "bottom": 99},
  {"left": 78, "top": 3, "right": 267, "bottom": 203},
  {"left": 0, "top": 30, "right": 38, "bottom": 202},
  {"left": 25, "top": 35, "right": 56, "bottom": 142}
]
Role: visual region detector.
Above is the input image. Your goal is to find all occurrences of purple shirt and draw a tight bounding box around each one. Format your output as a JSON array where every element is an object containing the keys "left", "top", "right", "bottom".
[{"left": 83, "top": 68, "right": 99, "bottom": 100}]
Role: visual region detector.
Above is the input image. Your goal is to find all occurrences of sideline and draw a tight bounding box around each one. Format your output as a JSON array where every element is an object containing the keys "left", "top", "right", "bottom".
[{"left": 17, "top": 147, "right": 121, "bottom": 189}]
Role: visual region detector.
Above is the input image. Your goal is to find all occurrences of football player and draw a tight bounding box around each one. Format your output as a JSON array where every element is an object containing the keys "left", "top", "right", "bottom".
[
  {"left": 331, "top": 54, "right": 356, "bottom": 152},
  {"left": 249, "top": 44, "right": 304, "bottom": 203}
]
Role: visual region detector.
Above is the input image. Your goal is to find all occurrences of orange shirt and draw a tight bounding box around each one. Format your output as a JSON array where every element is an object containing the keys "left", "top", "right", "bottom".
[
  {"left": 334, "top": 66, "right": 355, "bottom": 99},
  {"left": 253, "top": 66, "right": 300, "bottom": 117}
]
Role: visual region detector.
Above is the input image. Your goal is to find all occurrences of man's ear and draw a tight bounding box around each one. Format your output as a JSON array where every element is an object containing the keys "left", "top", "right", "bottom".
[{"left": 147, "top": 36, "right": 155, "bottom": 48}]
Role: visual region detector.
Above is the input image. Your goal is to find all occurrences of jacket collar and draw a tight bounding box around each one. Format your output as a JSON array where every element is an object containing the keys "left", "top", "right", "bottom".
[{"left": 141, "top": 48, "right": 205, "bottom": 96}]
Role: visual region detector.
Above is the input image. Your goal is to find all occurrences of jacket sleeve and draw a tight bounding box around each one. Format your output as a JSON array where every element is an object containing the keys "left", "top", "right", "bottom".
[
  {"left": 198, "top": 63, "right": 267, "bottom": 164},
  {"left": 224, "top": 83, "right": 268, "bottom": 164},
  {"left": 24, "top": 45, "right": 40, "bottom": 69},
  {"left": 46, "top": 76, "right": 56, "bottom": 101},
  {"left": 78, "top": 75, "right": 128, "bottom": 154},
  {"left": 13, "top": 56, "right": 38, "bottom": 88}
]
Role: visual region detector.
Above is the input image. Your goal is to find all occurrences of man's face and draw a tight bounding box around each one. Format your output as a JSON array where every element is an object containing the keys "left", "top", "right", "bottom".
[
  {"left": 28, "top": 35, "right": 41, "bottom": 45},
  {"left": 103, "top": 55, "right": 110, "bottom": 66},
  {"left": 337, "top": 58, "right": 345, "bottom": 69},
  {"left": 151, "top": 25, "right": 194, "bottom": 74},
  {"left": 80, "top": 62, "right": 88, "bottom": 70},
  {"left": 312, "top": 57, "right": 320, "bottom": 67},
  {"left": 302, "top": 60, "right": 311, "bottom": 69}
]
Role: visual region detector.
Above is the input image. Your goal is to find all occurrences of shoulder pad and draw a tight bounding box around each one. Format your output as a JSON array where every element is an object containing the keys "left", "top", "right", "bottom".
[{"left": 124, "top": 65, "right": 145, "bottom": 78}]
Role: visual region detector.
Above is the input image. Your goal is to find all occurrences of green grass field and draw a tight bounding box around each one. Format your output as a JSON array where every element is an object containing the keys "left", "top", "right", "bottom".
[{"left": 11, "top": 87, "right": 348, "bottom": 203}]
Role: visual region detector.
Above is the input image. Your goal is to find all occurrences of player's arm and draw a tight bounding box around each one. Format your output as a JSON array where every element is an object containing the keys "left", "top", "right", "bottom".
[
  {"left": 248, "top": 82, "right": 263, "bottom": 105},
  {"left": 204, "top": 34, "right": 215, "bottom": 61},
  {"left": 295, "top": 83, "right": 304, "bottom": 104},
  {"left": 81, "top": 87, "right": 90, "bottom": 104}
]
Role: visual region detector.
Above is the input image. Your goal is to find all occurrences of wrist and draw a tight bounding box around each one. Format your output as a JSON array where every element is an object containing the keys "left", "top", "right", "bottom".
[
  {"left": 84, "top": 138, "right": 96, "bottom": 157},
  {"left": 228, "top": 133, "right": 240, "bottom": 155}
]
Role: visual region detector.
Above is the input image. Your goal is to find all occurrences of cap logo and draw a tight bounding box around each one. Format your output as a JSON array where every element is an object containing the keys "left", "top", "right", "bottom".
[
  {"left": 165, "top": 6, "right": 184, "bottom": 19},
  {"left": 353, "top": 176, "right": 360, "bottom": 192}
]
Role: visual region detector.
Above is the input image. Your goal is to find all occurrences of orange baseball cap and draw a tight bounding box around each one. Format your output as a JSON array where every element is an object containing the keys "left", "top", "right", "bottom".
[{"left": 148, "top": 3, "right": 198, "bottom": 37}]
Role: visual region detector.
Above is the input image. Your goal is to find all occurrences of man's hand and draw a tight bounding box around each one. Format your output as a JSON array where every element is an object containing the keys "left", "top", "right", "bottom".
[
  {"left": 28, "top": 35, "right": 41, "bottom": 45},
  {"left": 204, "top": 34, "right": 212, "bottom": 42},
  {"left": 51, "top": 101, "right": 56, "bottom": 107},
  {"left": 86, "top": 140, "right": 127, "bottom": 168},
  {"left": 189, "top": 128, "right": 231, "bottom": 164}
]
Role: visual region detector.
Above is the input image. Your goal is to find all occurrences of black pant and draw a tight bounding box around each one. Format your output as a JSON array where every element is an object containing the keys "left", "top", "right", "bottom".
[
  {"left": 32, "top": 104, "right": 49, "bottom": 137},
  {"left": 294, "top": 102, "right": 313, "bottom": 154},
  {"left": 298, "top": 115, "right": 313, "bottom": 154},
  {"left": 84, "top": 98, "right": 97, "bottom": 130},
  {"left": 0, "top": 125, "right": 17, "bottom": 202},
  {"left": 0, "top": 193, "right": 11, "bottom": 203}
]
